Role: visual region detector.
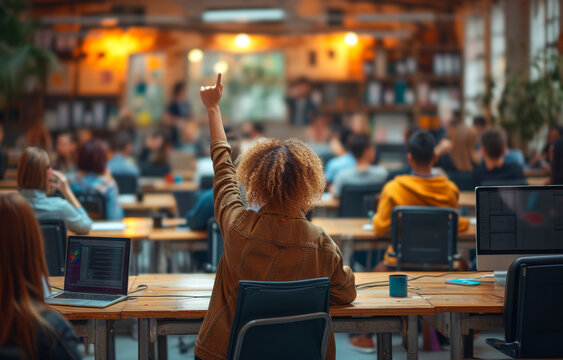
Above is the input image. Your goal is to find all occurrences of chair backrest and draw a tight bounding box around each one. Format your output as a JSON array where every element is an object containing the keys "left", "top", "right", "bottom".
[
  {"left": 173, "top": 190, "right": 199, "bottom": 217},
  {"left": 504, "top": 256, "right": 563, "bottom": 358},
  {"left": 206, "top": 217, "right": 224, "bottom": 273},
  {"left": 113, "top": 174, "right": 138, "bottom": 194},
  {"left": 338, "top": 184, "right": 382, "bottom": 217},
  {"left": 447, "top": 171, "right": 477, "bottom": 191},
  {"left": 75, "top": 192, "right": 107, "bottom": 220},
  {"left": 38, "top": 219, "right": 67, "bottom": 276},
  {"left": 199, "top": 175, "right": 214, "bottom": 190},
  {"left": 391, "top": 206, "right": 458, "bottom": 270},
  {"left": 227, "top": 278, "right": 331, "bottom": 360}
]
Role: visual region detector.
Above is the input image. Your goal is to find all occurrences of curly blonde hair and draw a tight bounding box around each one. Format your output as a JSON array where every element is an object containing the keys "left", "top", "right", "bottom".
[{"left": 236, "top": 138, "right": 326, "bottom": 215}]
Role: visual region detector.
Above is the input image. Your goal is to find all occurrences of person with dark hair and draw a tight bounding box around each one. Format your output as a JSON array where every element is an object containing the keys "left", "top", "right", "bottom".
[
  {"left": 551, "top": 138, "right": 563, "bottom": 185},
  {"left": 68, "top": 139, "right": 123, "bottom": 220},
  {"left": 472, "top": 116, "right": 487, "bottom": 134},
  {"left": 331, "top": 134, "right": 387, "bottom": 197},
  {"left": 348, "top": 130, "right": 468, "bottom": 352},
  {"left": 52, "top": 132, "right": 77, "bottom": 173},
  {"left": 529, "top": 125, "right": 563, "bottom": 171},
  {"left": 285, "top": 76, "right": 318, "bottom": 126},
  {"left": 195, "top": 74, "right": 355, "bottom": 360},
  {"left": 139, "top": 129, "right": 172, "bottom": 177},
  {"left": 474, "top": 128, "right": 525, "bottom": 186},
  {"left": 107, "top": 131, "right": 139, "bottom": 176},
  {"left": 239, "top": 121, "right": 265, "bottom": 154},
  {"left": 164, "top": 81, "right": 192, "bottom": 148}
]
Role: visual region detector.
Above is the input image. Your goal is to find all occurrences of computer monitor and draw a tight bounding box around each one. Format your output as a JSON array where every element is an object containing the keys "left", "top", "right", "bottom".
[{"left": 476, "top": 185, "right": 563, "bottom": 278}]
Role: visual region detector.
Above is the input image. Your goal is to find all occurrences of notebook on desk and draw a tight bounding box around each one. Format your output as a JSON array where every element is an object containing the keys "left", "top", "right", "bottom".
[{"left": 45, "top": 236, "right": 130, "bottom": 308}]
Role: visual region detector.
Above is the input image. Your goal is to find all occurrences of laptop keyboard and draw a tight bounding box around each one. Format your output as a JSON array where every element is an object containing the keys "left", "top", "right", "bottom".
[{"left": 55, "top": 292, "right": 122, "bottom": 301}]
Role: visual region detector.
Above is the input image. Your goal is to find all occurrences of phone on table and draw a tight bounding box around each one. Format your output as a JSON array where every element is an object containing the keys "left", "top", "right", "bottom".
[{"left": 445, "top": 279, "right": 481, "bottom": 286}]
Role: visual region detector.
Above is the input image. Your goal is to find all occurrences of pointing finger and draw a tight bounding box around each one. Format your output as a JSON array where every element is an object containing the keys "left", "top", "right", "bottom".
[{"left": 216, "top": 73, "right": 222, "bottom": 86}]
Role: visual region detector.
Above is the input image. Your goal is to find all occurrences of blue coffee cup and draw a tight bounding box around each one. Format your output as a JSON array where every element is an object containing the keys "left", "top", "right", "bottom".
[{"left": 389, "top": 274, "right": 408, "bottom": 297}]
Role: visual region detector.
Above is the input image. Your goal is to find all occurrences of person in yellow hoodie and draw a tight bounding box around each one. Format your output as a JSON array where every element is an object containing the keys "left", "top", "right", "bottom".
[
  {"left": 349, "top": 130, "right": 469, "bottom": 354},
  {"left": 373, "top": 129, "right": 469, "bottom": 268}
]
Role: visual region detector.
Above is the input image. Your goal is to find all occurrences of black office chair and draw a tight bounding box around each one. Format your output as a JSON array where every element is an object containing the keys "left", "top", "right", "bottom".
[
  {"left": 75, "top": 192, "right": 107, "bottom": 220},
  {"left": 338, "top": 184, "right": 382, "bottom": 218},
  {"left": 487, "top": 256, "right": 563, "bottom": 359},
  {"left": 226, "top": 278, "right": 331, "bottom": 360},
  {"left": 447, "top": 172, "right": 477, "bottom": 191},
  {"left": 39, "top": 219, "right": 67, "bottom": 276},
  {"left": 391, "top": 206, "right": 459, "bottom": 271},
  {"left": 113, "top": 174, "right": 139, "bottom": 194},
  {"left": 481, "top": 178, "right": 528, "bottom": 186},
  {"left": 204, "top": 218, "right": 224, "bottom": 273},
  {"left": 199, "top": 175, "right": 214, "bottom": 190},
  {"left": 173, "top": 190, "right": 199, "bottom": 217}
]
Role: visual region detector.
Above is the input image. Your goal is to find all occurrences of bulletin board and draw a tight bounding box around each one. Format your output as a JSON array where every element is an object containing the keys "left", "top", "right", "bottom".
[
  {"left": 187, "top": 51, "right": 286, "bottom": 123},
  {"left": 127, "top": 52, "right": 166, "bottom": 126}
]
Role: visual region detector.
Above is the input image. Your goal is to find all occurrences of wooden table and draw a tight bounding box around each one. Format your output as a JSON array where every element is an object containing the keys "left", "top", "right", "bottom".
[
  {"left": 139, "top": 178, "right": 198, "bottom": 193},
  {"left": 49, "top": 272, "right": 505, "bottom": 360},
  {"left": 119, "top": 193, "right": 178, "bottom": 215},
  {"left": 458, "top": 191, "right": 475, "bottom": 209},
  {"left": 0, "top": 179, "right": 17, "bottom": 189},
  {"left": 123, "top": 273, "right": 428, "bottom": 360}
]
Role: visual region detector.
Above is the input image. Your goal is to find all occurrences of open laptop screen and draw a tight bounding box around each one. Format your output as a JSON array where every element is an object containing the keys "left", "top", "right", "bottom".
[
  {"left": 476, "top": 185, "right": 563, "bottom": 255},
  {"left": 64, "top": 236, "right": 130, "bottom": 295}
]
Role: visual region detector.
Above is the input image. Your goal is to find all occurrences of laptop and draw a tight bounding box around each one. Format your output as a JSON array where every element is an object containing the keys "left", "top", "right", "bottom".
[{"left": 45, "top": 236, "right": 131, "bottom": 308}]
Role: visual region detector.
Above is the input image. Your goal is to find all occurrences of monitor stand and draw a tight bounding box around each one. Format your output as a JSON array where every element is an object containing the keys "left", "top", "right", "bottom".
[{"left": 494, "top": 270, "right": 507, "bottom": 285}]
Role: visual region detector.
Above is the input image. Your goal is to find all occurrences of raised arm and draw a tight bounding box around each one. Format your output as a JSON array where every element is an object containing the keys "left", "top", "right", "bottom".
[{"left": 200, "top": 73, "right": 226, "bottom": 142}]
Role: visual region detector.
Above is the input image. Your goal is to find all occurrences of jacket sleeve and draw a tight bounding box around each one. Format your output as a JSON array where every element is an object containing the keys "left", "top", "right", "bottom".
[
  {"left": 372, "top": 183, "right": 394, "bottom": 236},
  {"left": 57, "top": 199, "right": 93, "bottom": 235},
  {"left": 328, "top": 241, "right": 356, "bottom": 305},
  {"left": 210, "top": 140, "right": 246, "bottom": 236}
]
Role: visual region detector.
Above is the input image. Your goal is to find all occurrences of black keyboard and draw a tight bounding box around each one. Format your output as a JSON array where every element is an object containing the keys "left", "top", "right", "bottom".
[{"left": 54, "top": 292, "right": 122, "bottom": 301}]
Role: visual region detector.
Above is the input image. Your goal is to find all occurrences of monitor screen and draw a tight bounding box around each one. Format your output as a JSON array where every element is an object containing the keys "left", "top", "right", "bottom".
[
  {"left": 477, "top": 186, "right": 563, "bottom": 255},
  {"left": 64, "top": 236, "right": 130, "bottom": 295}
]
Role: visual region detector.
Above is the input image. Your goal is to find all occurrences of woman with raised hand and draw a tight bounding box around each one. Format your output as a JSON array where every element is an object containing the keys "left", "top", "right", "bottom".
[
  {"left": 194, "top": 74, "right": 356, "bottom": 360},
  {"left": 0, "top": 193, "right": 81, "bottom": 359},
  {"left": 18, "top": 147, "right": 92, "bottom": 234}
]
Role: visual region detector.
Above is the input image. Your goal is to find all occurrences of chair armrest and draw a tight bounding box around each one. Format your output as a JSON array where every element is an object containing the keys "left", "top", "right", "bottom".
[{"left": 486, "top": 338, "right": 518, "bottom": 358}]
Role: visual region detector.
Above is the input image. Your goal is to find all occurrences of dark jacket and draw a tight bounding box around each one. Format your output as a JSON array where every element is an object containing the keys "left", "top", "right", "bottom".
[{"left": 2, "top": 308, "right": 81, "bottom": 359}]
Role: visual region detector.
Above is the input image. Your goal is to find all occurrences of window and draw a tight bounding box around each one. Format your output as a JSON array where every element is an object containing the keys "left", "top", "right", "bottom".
[
  {"left": 464, "top": 13, "right": 485, "bottom": 123},
  {"left": 530, "top": 0, "right": 560, "bottom": 79},
  {"left": 490, "top": 3, "right": 505, "bottom": 118}
]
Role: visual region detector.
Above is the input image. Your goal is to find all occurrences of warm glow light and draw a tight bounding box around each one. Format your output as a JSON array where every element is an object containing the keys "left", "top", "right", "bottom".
[
  {"left": 234, "top": 33, "right": 251, "bottom": 48},
  {"left": 188, "top": 48, "right": 203, "bottom": 62},
  {"left": 214, "top": 60, "right": 229, "bottom": 74},
  {"left": 100, "top": 17, "right": 119, "bottom": 27},
  {"left": 344, "top": 32, "right": 359, "bottom": 46}
]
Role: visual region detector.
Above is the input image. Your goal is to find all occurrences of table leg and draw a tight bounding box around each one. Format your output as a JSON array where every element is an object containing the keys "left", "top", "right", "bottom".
[
  {"left": 405, "top": 316, "right": 418, "bottom": 360},
  {"left": 450, "top": 313, "right": 463, "bottom": 360},
  {"left": 94, "top": 319, "right": 108, "bottom": 360},
  {"left": 157, "top": 335, "right": 168, "bottom": 360},
  {"left": 376, "top": 333, "right": 392, "bottom": 360},
  {"left": 138, "top": 318, "right": 154, "bottom": 360},
  {"left": 463, "top": 330, "right": 474, "bottom": 359}
]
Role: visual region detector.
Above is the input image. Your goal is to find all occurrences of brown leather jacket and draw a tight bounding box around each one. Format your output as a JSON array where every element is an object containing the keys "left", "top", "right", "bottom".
[{"left": 194, "top": 140, "right": 356, "bottom": 360}]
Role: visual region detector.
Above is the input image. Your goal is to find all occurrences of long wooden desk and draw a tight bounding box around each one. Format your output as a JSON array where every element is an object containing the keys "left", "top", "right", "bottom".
[
  {"left": 119, "top": 194, "right": 178, "bottom": 215},
  {"left": 140, "top": 179, "right": 198, "bottom": 193},
  {"left": 48, "top": 272, "right": 503, "bottom": 360},
  {"left": 0, "top": 179, "right": 17, "bottom": 189}
]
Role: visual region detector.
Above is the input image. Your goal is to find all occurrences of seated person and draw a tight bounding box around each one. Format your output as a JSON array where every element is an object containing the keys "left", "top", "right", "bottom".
[
  {"left": 18, "top": 147, "right": 92, "bottom": 234},
  {"left": 186, "top": 189, "right": 214, "bottom": 230},
  {"left": 0, "top": 193, "right": 81, "bottom": 359},
  {"left": 68, "top": 139, "right": 124, "bottom": 220},
  {"left": 373, "top": 130, "right": 469, "bottom": 266},
  {"left": 331, "top": 134, "right": 388, "bottom": 197},
  {"left": 324, "top": 132, "right": 356, "bottom": 184},
  {"left": 194, "top": 74, "right": 356, "bottom": 360},
  {"left": 551, "top": 138, "right": 563, "bottom": 185},
  {"left": 474, "top": 128, "right": 526, "bottom": 186},
  {"left": 51, "top": 131, "right": 77, "bottom": 174},
  {"left": 435, "top": 119, "right": 479, "bottom": 173},
  {"left": 139, "top": 130, "right": 172, "bottom": 177},
  {"left": 239, "top": 122, "right": 265, "bottom": 154},
  {"left": 107, "top": 131, "right": 139, "bottom": 177},
  {"left": 528, "top": 125, "right": 562, "bottom": 171}
]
